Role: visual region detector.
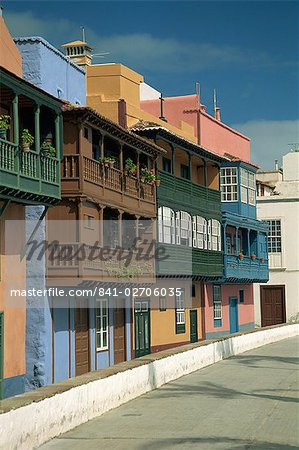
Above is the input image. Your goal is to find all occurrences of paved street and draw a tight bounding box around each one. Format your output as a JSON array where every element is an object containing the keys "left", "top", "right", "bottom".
[{"left": 40, "top": 336, "right": 299, "bottom": 450}]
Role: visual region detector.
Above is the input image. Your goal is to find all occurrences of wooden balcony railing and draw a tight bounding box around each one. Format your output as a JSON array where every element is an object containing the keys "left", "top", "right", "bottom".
[
  {"left": 0, "top": 138, "right": 60, "bottom": 203},
  {"left": 62, "top": 154, "right": 156, "bottom": 204}
]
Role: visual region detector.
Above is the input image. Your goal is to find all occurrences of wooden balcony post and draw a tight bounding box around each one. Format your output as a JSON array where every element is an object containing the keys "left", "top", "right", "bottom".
[
  {"left": 247, "top": 229, "right": 251, "bottom": 256},
  {"left": 35, "top": 104, "right": 40, "bottom": 153},
  {"left": 256, "top": 231, "right": 260, "bottom": 258},
  {"left": 204, "top": 159, "right": 208, "bottom": 187},
  {"left": 12, "top": 93, "right": 19, "bottom": 145},
  {"left": 100, "top": 134, "right": 105, "bottom": 159},
  {"left": 119, "top": 142, "right": 124, "bottom": 171},
  {"left": 188, "top": 152, "right": 192, "bottom": 181},
  {"left": 135, "top": 215, "right": 140, "bottom": 240},
  {"left": 118, "top": 209, "right": 123, "bottom": 247},
  {"left": 235, "top": 227, "right": 239, "bottom": 254},
  {"left": 98, "top": 204, "right": 105, "bottom": 246},
  {"left": 223, "top": 223, "right": 227, "bottom": 254},
  {"left": 171, "top": 144, "right": 176, "bottom": 175}
]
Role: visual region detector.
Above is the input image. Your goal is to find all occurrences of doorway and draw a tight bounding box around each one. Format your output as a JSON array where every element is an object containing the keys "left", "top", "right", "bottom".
[
  {"left": 75, "top": 300, "right": 90, "bottom": 376},
  {"left": 229, "top": 297, "right": 239, "bottom": 334},
  {"left": 134, "top": 299, "right": 150, "bottom": 358}
]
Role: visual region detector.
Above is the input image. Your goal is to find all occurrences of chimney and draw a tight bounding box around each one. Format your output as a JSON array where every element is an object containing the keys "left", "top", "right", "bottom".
[
  {"left": 215, "top": 107, "right": 221, "bottom": 121},
  {"left": 275, "top": 159, "right": 278, "bottom": 171},
  {"left": 118, "top": 99, "right": 127, "bottom": 128}
]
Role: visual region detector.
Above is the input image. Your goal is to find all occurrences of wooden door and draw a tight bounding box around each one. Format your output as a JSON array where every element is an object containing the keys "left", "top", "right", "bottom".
[
  {"left": 113, "top": 299, "right": 126, "bottom": 365},
  {"left": 229, "top": 297, "right": 239, "bottom": 334},
  {"left": 134, "top": 300, "right": 150, "bottom": 358},
  {"left": 261, "top": 286, "right": 286, "bottom": 327},
  {"left": 75, "top": 301, "right": 90, "bottom": 376},
  {"left": 190, "top": 310, "right": 198, "bottom": 343}
]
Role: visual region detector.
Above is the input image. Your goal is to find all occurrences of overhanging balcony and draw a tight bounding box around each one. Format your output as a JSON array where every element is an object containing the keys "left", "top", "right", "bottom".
[
  {"left": 0, "top": 138, "right": 60, "bottom": 205},
  {"left": 224, "top": 254, "right": 269, "bottom": 283},
  {"left": 61, "top": 154, "right": 156, "bottom": 216},
  {"left": 157, "top": 171, "right": 221, "bottom": 219}
]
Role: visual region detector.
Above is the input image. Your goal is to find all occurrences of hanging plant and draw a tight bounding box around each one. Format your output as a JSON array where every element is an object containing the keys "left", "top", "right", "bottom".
[{"left": 41, "top": 140, "right": 56, "bottom": 158}]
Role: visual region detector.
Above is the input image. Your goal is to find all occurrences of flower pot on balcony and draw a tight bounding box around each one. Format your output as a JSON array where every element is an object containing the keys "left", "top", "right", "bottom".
[
  {"left": 260, "top": 257, "right": 265, "bottom": 263},
  {"left": 238, "top": 253, "right": 244, "bottom": 261},
  {"left": 155, "top": 179, "right": 161, "bottom": 187},
  {"left": 140, "top": 176, "right": 146, "bottom": 183},
  {"left": 21, "top": 141, "right": 31, "bottom": 152},
  {"left": 251, "top": 254, "right": 257, "bottom": 260}
]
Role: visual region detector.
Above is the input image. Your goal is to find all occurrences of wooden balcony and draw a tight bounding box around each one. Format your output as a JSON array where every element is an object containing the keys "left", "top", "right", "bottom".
[
  {"left": 46, "top": 241, "right": 155, "bottom": 286},
  {"left": 224, "top": 254, "right": 269, "bottom": 283},
  {"left": 0, "top": 138, "right": 60, "bottom": 205},
  {"left": 61, "top": 154, "right": 156, "bottom": 216}
]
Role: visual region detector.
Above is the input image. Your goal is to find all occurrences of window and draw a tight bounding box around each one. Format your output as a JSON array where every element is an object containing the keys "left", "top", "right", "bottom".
[
  {"left": 84, "top": 127, "right": 89, "bottom": 140},
  {"left": 162, "top": 157, "right": 171, "bottom": 173},
  {"left": 240, "top": 168, "right": 256, "bottom": 205},
  {"left": 192, "top": 284, "right": 196, "bottom": 298},
  {"left": 158, "top": 207, "right": 175, "bottom": 244},
  {"left": 239, "top": 290, "right": 244, "bottom": 303},
  {"left": 213, "top": 285, "right": 222, "bottom": 320},
  {"left": 180, "top": 164, "right": 189, "bottom": 180},
  {"left": 192, "top": 216, "right": 207, "bottom": 249},
  {"left": 177, "top": 211, "right": 192, "bottom": 246},
  {"left": 175, "top": 290, "right": 185, "bottom": 333},
  {"left": 95, "top": 299, "right": 109, "bottom": 351},
  {"left": 208, "top": 219, "right": 222, "bottom": 251},
  {"left": 220, "top": 167, "right": 238, "bottom": 202},
  {"left": 226, "top": 234, "right": 232, "bottom": 255},
  {"left": 248, "top": 172, "right": 256, "bottom": 205},
  {"left": 84, "top": 214, "right": 94, "bottom": 230},
  {"left": 57, "top": 87, "right": 63, "bottom": 99},
  {"left": 159, "top": 296, "right": 167, "bottom": 311},
  {"left": 267, "top": 220, "right": 281, "bottom": 252}
]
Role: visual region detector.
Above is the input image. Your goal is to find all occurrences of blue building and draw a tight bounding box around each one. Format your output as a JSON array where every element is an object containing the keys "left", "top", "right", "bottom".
[
  {"left": 14, "top": 36, "right": 86, "bottom": 104},
  {"left": 204, "top": 158, "right": 269, "bottom": 340},
  {"left": 13, "top": 36, "right": 86, "bottom": 390}
]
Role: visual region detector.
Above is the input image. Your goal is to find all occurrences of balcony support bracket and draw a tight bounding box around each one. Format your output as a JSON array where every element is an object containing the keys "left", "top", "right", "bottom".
[{"left": 0, "top": 199, "right": 11, "bottom": 217}]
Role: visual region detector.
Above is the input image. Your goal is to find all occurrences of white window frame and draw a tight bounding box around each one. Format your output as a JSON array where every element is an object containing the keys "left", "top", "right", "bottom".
[
  {"left": 220, "top": 167, "right": 238, "bottom": 202},
  {"left": 267, "top": 219, "right": 282, "bottom": 253},
  {"left": 208, "top": 219, "right": 222, "bottom": 251},
  {"left": 175, "top": 290, "right": 185, "bottom": 326},
  {"left": 178, "top": 211, "right": 192, "bottom": 247},
  {"left": 240, "top": 168, "right": 248, "bottom": 203},
  {"left": 213, "top": 285, "right": 222, "bottom": 320},
  {"left": 158, "top": 207, "right": 175, "bottom": 244},
  {"left": 192, "top": 215, "right": 207, "bottom": 250},
  {"left": 95, "top": 299, "right": 109, "bottom": 351},
  {"left": 248, "top": 172, "right": 256, "bottom": 205}
]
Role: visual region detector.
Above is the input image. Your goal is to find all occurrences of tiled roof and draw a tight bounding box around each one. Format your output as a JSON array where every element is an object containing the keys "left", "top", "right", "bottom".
[
  {"left": 223, "top": 153, "right": 260, "bottom": 169},
  {"left": 130, "top": 120, "right": 228, "bottom": 163},
  {"left": 62, "top": 105, "right": 166, "bottom": 157}
]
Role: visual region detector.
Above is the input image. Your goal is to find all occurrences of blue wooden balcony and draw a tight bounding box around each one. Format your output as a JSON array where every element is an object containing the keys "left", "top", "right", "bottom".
[{"left": 224, "top": 254, "right": 269, "bottom": 283}]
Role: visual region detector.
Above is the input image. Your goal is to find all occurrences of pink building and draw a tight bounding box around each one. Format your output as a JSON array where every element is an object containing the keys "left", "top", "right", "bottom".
[{"left": 141, "top": 91, "right": 267, "bottom": 338}]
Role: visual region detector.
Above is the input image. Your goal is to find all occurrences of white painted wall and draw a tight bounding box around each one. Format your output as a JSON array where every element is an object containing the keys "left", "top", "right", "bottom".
[
  {"left": 140, "top": 82, "right": 161, "bottom": 101},
  {"left": 0, "top": 323, "right": 298, "bottom": 450},
  {"left": 254, "top": 151, "right": 299, "bottom": 325}
]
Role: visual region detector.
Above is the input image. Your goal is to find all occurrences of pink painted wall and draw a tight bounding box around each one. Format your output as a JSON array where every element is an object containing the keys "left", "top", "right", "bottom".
[
  {"left": 204, "top": 283, "right": 254, "bottom": 335},
  {"left": 141, "top": 94, "right": 251, "bottom": 161}
]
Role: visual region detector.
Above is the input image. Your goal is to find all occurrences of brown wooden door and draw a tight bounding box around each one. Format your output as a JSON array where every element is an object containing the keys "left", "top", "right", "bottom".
[
  {"left": 261, "top": 285, "right": 286, "bottom": 327},
  {"left": 114, "top": 299, "right": 126, "bottom": 365},
  {"left": 75, "top": 301, "right": 90, "bottom": 376}
]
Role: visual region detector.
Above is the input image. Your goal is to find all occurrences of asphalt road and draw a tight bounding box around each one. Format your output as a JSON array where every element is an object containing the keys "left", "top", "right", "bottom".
[{"left": 40, "top": 336, "right": 299, "bottom": 450}]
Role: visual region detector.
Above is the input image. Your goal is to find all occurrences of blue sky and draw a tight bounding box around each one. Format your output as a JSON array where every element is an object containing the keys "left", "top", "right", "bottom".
[{"left": 3, "top": 1, "right": 299, "bottom": 168}]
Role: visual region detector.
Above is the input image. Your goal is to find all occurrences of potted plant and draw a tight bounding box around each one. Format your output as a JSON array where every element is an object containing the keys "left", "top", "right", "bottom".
[
  {"left": 125, "top": 158, "right": 138, "bottom": 176},
  {"left": 0, "top": 115, "right": 10, "bottom": 139},
  {"left": 260, "top": 257, "right": 265, "bottom": 263},
  {"left": 41, "top": 140, "right": 56, "bottom": 158},
  {"left": 251, "top": 252, "right": 257, "bottom": 261},
  {"left": 21, "top": 129, "right": 34, "bottom": 152},
  {"left": 98, "top": 156, "right": 110, "bottom": 167},
  {"left": 108, "top": 156, "right": 116, "bottom": 168},
  {"left": 238, "top": 250, "right": 244, "bottom": 261},
  {"left": 140, "top": 167, "right": 147, "bottom": 183}
]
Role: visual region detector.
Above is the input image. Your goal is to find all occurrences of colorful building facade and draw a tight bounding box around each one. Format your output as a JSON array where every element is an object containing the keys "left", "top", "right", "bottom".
[{"left": 0, "top": 16, "right": 63, "bottom": 397}]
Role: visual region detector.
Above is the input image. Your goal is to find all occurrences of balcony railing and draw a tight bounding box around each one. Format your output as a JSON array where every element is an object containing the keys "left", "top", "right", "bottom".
[
  {"left": 62, "top": 154, "right": 156, "bottom": 205},
  {"left": 224, "top": 254, "right": 269, "bottom": 282},
  {"left": 157, "top": 171, "right": 221, "bottom": 218},
  {"left": 0, "top": 138, "right": 60, "bottom": 204}
]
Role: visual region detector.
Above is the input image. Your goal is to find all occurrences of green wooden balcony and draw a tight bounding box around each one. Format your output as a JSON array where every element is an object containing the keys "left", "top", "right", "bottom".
[
  {"left": 157, "top": 244, "right": 223, "bottom": 278},
  {"left": 0, "top": 138, "right": 60, "bottom": 205},
  {"left": 157, "top": 171, "right": 221, "bottom": 219}
]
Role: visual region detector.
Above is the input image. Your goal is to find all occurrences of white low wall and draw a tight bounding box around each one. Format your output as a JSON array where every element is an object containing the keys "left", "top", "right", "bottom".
[{"left": 1, "top": 323, "right": 298, "bottom": 450}]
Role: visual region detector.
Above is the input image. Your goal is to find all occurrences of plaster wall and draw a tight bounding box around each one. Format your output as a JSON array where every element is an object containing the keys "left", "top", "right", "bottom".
[{"left": 0, "top": 323, "right": 297, "bottom": 450}]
